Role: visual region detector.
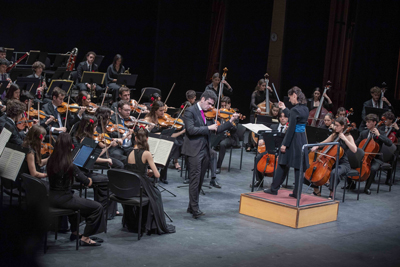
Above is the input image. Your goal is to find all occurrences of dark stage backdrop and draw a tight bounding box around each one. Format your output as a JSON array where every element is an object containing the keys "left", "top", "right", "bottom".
[{"left": 1, "top": 0, "right": 400, "bottom": 124}]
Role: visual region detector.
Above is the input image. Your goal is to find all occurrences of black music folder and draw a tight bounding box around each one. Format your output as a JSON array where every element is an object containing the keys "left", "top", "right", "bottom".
[
  {"left": 81, "top": 71, "right": 105, "bottom": 85},
  {"left": 15, "top": 77, "right": 40, "bottom": 94},
  {"left": 365, "top": 107, "right": 388, "bottom": 119},
  {"left": 9, "top": 69, "right": 32, "bottom": 81},
  {"left": 116, "top": 74, "right": 138, "bottom": 88},
  {"left": 72, "top": 137, "right": 102, "bottom": 171},
  {"left": 26, "top": 50, "right": 48, "bottom": 65}
]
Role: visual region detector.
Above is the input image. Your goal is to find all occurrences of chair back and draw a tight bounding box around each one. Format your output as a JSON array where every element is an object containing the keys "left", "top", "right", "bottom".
[
  {"left": 21, "top": 174, "right": 49, "bottom": 218},
  {"left": 107, "top": 169, "right": 142, "bottom": 199},
  {"left": 141, "top": 87, "right": 162, "bottom": 102},
  {"left": 346, "top": 148, "right": 365, "bottom": 169},
  {"left": 236, "top": 123, "right": 247, "bottom": 141},
  {"left": 381, "top": 144, "right": 397, "bottom": 163}
]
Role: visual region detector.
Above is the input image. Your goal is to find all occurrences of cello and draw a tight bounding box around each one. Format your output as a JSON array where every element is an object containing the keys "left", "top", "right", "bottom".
[
  {"left": 308, "top": 81, "right": 331, "bottom": 127},
  {"left": 305, "top": 124, "right": 355, "bottom": 186}
]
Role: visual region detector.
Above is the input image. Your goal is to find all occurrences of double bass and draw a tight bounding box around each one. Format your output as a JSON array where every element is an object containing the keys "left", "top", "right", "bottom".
[
  {"left": 305, "top": 124, "right": 355, "bottom": 186},
  {"left": 308, "top": 81, "right": 331, "bottom": 127}
]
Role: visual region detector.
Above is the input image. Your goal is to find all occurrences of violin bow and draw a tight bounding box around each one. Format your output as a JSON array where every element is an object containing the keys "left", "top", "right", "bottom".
[
  {"left": 164, "top": 82, "right": 176, "bottom": 107},
  {"left": 215, "top": 67, "right": 228, "bottom": 122},
  {"left": 99, "top": 115, "right": 111, "bottom": 168},
  {"left": 132, "top": 109, "right": 143, "bottom": 130},
  {"left": 29, "top": 83, "right": 34, "bottom": 93},
  {"left": 137, "top": 88, "right": 147, "bottom": 104},
  {"left": 172, "top": 102, "right": 187, "bottom": 128},
  {"left": 101, "top": 86, "right": 109, "bottom": 106},
  {"left": 114, "top": 107, "right": 122, "bottom": 142},
  {"left": 64, "top": 95, "right": 71, "bottom": 128},
  {"left": 37, "top": 101, "right": 40, "bottom": 125}
]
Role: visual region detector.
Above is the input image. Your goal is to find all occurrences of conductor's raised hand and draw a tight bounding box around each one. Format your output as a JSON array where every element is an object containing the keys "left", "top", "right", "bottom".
[{"left": 208, "top": 123, "right": 218, "bottom": 131}]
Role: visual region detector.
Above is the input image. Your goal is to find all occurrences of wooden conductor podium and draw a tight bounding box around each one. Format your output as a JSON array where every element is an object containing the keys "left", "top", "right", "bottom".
[{"left": 239, "top": 188, "right": 339, "bottom": 229}]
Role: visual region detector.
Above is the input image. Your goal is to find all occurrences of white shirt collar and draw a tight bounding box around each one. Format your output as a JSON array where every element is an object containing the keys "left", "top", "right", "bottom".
[{"left": 197, "top": 102, "right": 202, "bottom": 111}]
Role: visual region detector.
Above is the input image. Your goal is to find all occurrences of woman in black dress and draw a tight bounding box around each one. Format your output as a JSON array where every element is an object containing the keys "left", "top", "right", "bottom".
[
  {"left": 123, "top": 128, "right": 175, "bottom": 235},
  {"left": 264, "top": 87, "right": 309, "bottom": 198},
  {"left": 307, "top": 87, "right": 333, "bottom": 111},
  {"left": 47, "top": 133, "right": 106, "bottom": 246},
  {"left": 21, "top": 125, "right": 48, "bottom": 179},
  {"left": 106, "top": 54, "right": 126, "bottom": 101}
]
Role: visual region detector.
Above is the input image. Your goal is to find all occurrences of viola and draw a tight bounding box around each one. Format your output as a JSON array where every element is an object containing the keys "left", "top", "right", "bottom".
[
  {"left": 41, "top": 143, "right": 54, "bottom": 155},
  {"left": 169, "top": 118, "right": 184, "bottom": 130},
  {"left": 308, "top": 81, "right": 331, "bottom": 127},
  {"left": 158, "top": 114, "right": 174, "bottom": 128},
  {"left": 16, "top": 118, "right": 35, "bottom": 130},
  {"left": 85, "top": 103, "right": 98, "bottom": 114},
  {"left": 305, "top": 124, "right": 355, "bottom": 186}
]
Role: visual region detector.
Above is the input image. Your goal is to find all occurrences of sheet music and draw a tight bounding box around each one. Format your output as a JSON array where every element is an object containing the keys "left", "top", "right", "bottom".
[
  {"left": 0, "top": 128, "right": 11, "bottom": 156},
  {"left": 0, "top": 148, "right": 25, "bottom": 181},
  {"left": 148, "top": 137, "right": 174, "bottom": 166},
  {"left": 242, "top": 123, "right": 271, "bottom": 134}
]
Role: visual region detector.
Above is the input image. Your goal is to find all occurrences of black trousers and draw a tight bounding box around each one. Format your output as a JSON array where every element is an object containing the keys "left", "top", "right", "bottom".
[
  {"left": 217, "top": 137, "right": 235, "bottom": 168},
  {"left": 271, "top": 164, "right": 301, "bottom": 196},
  {"left": 365, "top": 159, "right": 382, "bottom": 190},
  {"left": 49, "top": 191, "right": 106, "bottom": 237},
  {"left": 107, "top": 83, "right": 121, "bottom": 102},
  {"left": 187, "top": 148, "right": 209, "bottom": 212}
]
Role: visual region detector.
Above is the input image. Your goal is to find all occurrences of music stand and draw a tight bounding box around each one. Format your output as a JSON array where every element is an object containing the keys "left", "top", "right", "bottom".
[
  {"left": 81, "top": 71, "right": 105, "bottom": 85},
  {"left": 306, "top": 126, "right": 331, "bottom": 144},
  {"left": 52, "top": 68, "right": 71, "bottom": 80},
  {"left": 26, "top": 50, "right": 48, "bottom": 65},
  {"left": 256, "top": 114, "right": 279, "bottom": 127},
  {"left": 5, "top": 48, "right": 14, "bottom": 61},
  {"left": 46, "top": 80, "right": 74, "bottom": 96},
  {"left": 9, "top": 69, "right": 32, "bottom": 81},
  {"left": 365, "top": 107, "right": 388, "bottom": 119},
  {"left": 116, "top": 74, "right": 138, "bottom": 88},
  {"left": 15, "top": 77, "right": 40, "bottom": 94},
  {"left": 53, "top": 54, "right": 69, "bottom": 68}
]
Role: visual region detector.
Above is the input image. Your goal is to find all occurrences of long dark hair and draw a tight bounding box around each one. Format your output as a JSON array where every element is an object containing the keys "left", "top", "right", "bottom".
[
  {"left": 5, "top": 83, "right": 20, "bottom": 100},
  {"left": 75, "top": 115, "right": 98, "bottom": 141},
  {"left": 95, "top": 106, "right": 112, "bottom": 130},
  {"left": 254, "top": 79, "right": 266, "bottom": 93},
  {"left": 333, "top": 116, "right": 349, "bottom": 137},
  {"left": 112, "top": 54, "right": 123, "bottom": 70},
  {"left": 22, "top": 125, "right": 46, "bottom": 164},
  {"left": 47, "top": 133, "right": 74, "bottom": 184},
  {"left": 288, "top": 86, "right": 307, "bottom": 104},
  {"left": 76, "top": 90, "right": 90, "bottom": 106},
  {"left": 145, "top": 100, "right": 164, "bottom": 123},
  {"left": 135, "top": 128, "right": 149, "bottom": 151}
]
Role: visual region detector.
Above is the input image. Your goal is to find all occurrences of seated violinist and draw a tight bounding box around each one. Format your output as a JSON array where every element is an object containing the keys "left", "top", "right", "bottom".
[
  {"left": 351, "top": 114, "right": 393, "bottom": 194},
  {"left": 307, "top": 117, "right": 357, "bottom": 198},
  {"left": 359, "top": 86, "right": 392, "bottom": 131},
  {"left": 144, "top": 101, "right": 186, "bottom": 184},
  {"left": 42, "top": 87, "right": 84, "bottom": 134},
  {"left": 269, "top": 103, "right": 280, "bottom": 120},
  {"left": 177, "top": 90, "right": 196, "bottom": 117},
  {"left": 26, "top": 61, "right": 46, "bottom": 99},
  {"left": 253, "top": 110, "right": 288, "bottom": 188}
]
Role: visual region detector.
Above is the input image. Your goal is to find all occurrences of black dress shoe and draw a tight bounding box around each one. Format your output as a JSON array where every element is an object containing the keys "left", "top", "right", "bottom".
[
  {"left": 187, "top": 208, "right": 193, "bottom": 214},
  {"left": 364, "top": 189, "right": 371, "bottom": 195},
  {"left": 192, "top": 210, "right": 205, "bottom": 219},
  {"left": 250, "top": 181, "right": 263, "bottom": 188},
  {"left": 264, "top": 188, "right": 277, "bottom": 195},
  {"left": 289, "top": 193, "right": 297, "bottom": 199},
  {"left": 216, "top": 168, "right": 221, "bottom": 174},
  {"left": 183, "top": 179, "right": 189, "bottom": 184},
  {"left": 160, "top": 179, "right": 168, "bottom": 184},
  {"left": 210, "top": 179, "right": 221, "bottom": 188}
]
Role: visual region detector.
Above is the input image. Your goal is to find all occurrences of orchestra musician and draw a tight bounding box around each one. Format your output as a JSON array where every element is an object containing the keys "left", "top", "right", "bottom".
[
  {"left": 205, "top": 72, "right": 233, "bottom": 96},
  {"left": 308, "top": 117, "right": 357, "bottom": 198},
  {"left": 3, "top": 83, "right": 20, "bottom": 104},
  {"left": 111, "top": 86, "right": 130, "bottom": 111},
  {"left": 0, "top": 58, "right": 10, "bottom": 81},
  {"left": 26, "top": 61, "right": 46, "bottom": 99},
  {"left": 76, "top": 51, "right": 104, "bottom": 95},
  {"left": 359, "top": 86, "right": 392, "bottom": 131},
  {"left": 320, "top": 112, "right": 335, "bottom": 131},
  {"left": 352, "top": 114, "right": 393, "bottom": 194},
  {"left": 0, "top": 99, "right": 27, "bottom": 145},
  {"left": 253, "top": 110, "right": 288, "bottom": 188},
  {"left": 106, "top": 54, "right": 126, "bottom": 102},
  {"left": 307, "top": 87, "right": 333, "bottom": 111},
  {"left": 182, "top": 90, "right": 239, "bottom": 218},
  {"left": 0, "top": 47, "right": 6, "bottom": 61},
  {"left": 269, "top": 103, "right": 280, "bottom": 120},
  {"left": 144, "top": 100, "right": 186, "bottom": 184},
  {"left": 264, "top": 87, "right": 309, "bottom": 198}
]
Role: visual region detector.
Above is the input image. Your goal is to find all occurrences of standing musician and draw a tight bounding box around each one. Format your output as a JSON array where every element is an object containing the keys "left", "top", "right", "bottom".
[
  {"left": 205, "top": 72, "right": 233, "bottom": 96},
  {"left": 247, "top": 78, "right": 273, "bottom": 152},
  {"left": 253, "top": 110, "right": 288, "bottom": 188},
  {"left": 264, "top": 87, "right": 309, "bottom": 198},
  {"left": 106, "top": 54, "right": 126, "bottom": 102},
  {"left": 308, "top": 117, "right": 357, "bottom": 198},
  {"left": 144, "top": 100, "right": 186, "bottom": 184},
  {"left": 182, "top": 90, "right": 239, "bottom": 218},
  {"left": 26, "top": 61, "right": 46, "bottom": 99},
  {"left": 359, "top": 86, "right": 392, "bottom": 131},
  {"left": 307, "top": 87, "right": 333, "bottom": 111},
  {"left": 353, "top": 113, "right": 393, "bottom": 194},
  {"left": 42, "top": 87, "right": 83, "bottom": 134},
  {"left": 76, "top": 51, "right": 104, "bottom": 95},
  {"left": 216, "top": 96, "right": 240, "bottom": 175}
]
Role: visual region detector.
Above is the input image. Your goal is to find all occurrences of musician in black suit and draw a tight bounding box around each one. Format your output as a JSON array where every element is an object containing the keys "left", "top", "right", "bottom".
[
  {"left": 26, "top": 61, "right": 46, "bottom": 99},
  {"left": 42, "top": 87, "right": 83, "bottom": 135},
  {"left": 359, "top": 86, "right": 392, "bottom": 131},
  {"left": 0, "top": 100, "right": 27, "bottom": 145},
  {"left": 182, "top": 90, "right": 238, "bottom": 219},
  {"left": 76, "top": 51, "right": 104, "bottom": 94},
  {"left": 354, "top": 113, "right": 392, "bottom": 194}
]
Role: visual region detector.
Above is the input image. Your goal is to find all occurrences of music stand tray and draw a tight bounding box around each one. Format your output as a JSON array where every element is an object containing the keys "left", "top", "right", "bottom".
[
  {"left": 26, "top": 50, "right": 48, "bottom": 65},
  {"left": 52, "top": 68, "right": 71, "bottom": 80},
  {"left": 15, "top": 77, "right": 40, "bottom": 94},
  {"left": 53, "top": 54, "right": 69, "bottom": 68},
  {"left": 5, "top": 48, "right": 14, "bottom": 61},
  {"left": 306, "top": 126, "right": 331, "bottom": 144},
  {"left": 365, "top": 107, "right": 388, "bottom": 119},
  {"left": 9, "top": 69, "right": 32, "bottom": 81},
  {"left": 47, "top": 79, "right": 74, "bottom": 95}
]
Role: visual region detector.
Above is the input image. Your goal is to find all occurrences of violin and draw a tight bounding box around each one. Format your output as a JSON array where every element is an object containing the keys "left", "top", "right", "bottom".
[
  {"left": 16, "top": 118, "right": 35, "bottom": 130},
  {"left": 130, "top": 99, "right": 148, "bottom": 113},
  {"left": 41, "top": 142, "right": 54, "bottom": 155},
  {"left": 308, "top": 81, "right": 331, "bottom": 127},
  {"left": 57, "top": 102, "right": 86, "bottom": 114},
  {"left": 204, "top": 108, "right": 244, "bottom": 121},
  {"left": 27, "top": 107, "right": 57, "bottom": 122},
  {"left": 350, "top": 120, "right": 384, "bottom": 181},
  {"left": 86, "top": 103, "right": 98, "bottom": 114},
  {"left": 106, "top": 122, "right": 130, "bottom": 135},
  {"left": 94, "top": 131, "right": 112, "bottom": 145},
  {"left": 305, "top": 124, "right": 355, "bottom": 186}
]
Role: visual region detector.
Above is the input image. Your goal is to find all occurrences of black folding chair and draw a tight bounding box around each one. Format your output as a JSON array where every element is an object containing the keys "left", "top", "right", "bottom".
[
  {"left": 377, "top": 144, "right": 397, "bottom": 193},
  {"left": 344, "top": 148, "right": 365, "bottom": 202},
  {"left": 228, "top": 123, "right": 247, "bottom": 172}
]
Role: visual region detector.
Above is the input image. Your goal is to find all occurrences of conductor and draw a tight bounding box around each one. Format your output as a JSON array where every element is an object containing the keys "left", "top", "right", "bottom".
[
  {"left": 264, "top": 86, "right": 309, "bottom": 198},
  {"left": 182, "top": 90, "right": 239, "bottom": 219}
]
